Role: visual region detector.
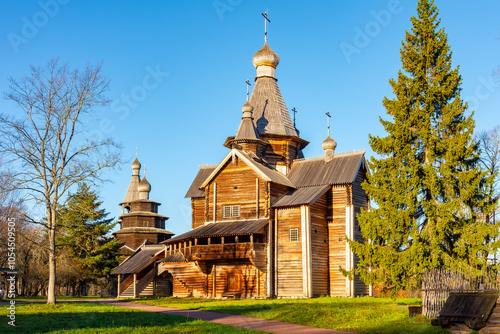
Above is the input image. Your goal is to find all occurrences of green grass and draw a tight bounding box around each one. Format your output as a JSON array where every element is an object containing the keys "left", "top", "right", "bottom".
[
  {"left": 0, "top": 302, "right": 262, "bottom": 333},
  {"left": 14, "top": 296, "right": 104, "bottom": 300},
  {"left": 130, "top": 296, "right": 448, "bottom": 334}
]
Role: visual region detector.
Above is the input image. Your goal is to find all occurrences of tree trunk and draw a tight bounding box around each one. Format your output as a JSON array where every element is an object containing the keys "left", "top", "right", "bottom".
[{"left": 47, "top": 207, "right": 57, "bottom": 304}]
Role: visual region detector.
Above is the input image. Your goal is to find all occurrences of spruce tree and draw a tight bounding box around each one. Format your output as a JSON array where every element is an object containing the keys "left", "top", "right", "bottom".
[
  {"left": 348, "top": 0, "right": 498, "bottom": 292},
  {"left": 58, "top": 183, "right": 121, "bottom": 284}
]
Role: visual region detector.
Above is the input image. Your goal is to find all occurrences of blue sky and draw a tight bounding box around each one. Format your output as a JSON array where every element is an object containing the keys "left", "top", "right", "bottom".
[{"left": 1, "top": 0, "right": 499, "bottom": 236}]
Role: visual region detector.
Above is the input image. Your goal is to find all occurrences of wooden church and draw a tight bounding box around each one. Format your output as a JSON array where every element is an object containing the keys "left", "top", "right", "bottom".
[{"left": 113, "top": 25, "right": 371, "bottom": 299}]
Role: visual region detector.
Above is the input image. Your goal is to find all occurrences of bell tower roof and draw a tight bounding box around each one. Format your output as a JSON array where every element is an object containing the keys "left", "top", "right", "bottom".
[
  {"left": 235, "top": 101, "right": 260, "bottom": 141},
  {"left": 123, "top": 157, "right": 141, "bottom": 203}
]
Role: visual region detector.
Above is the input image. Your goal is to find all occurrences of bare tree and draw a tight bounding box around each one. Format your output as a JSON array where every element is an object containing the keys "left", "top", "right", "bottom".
[
  {"left": 478, "top": 126, "right": 500, "bottom": 196},
  {"left": 477, "top": 126, "right": 500, "bottom": 264},
  {"left": 0, "top": 59, "right": 121, "bottom": 304}
]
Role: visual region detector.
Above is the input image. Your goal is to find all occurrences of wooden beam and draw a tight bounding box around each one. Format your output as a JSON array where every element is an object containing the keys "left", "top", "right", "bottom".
[
  {"left": 117, "top": 274, "right": 121, "bottom": 297},
  {"left": 256, "top": 178, "right": 259, "bottom": 219},
  {"left": 133, "top": 273, "right": 137, "bottom": 298},
  {"left": 212, "top": 264, "right": 216, "bottom": 298},
  {"left": 213, "top": 183, "right": 217, "bottom": 222},
  {"left": 274, "top": 209, "right": 278, "bottom": 297},
  {"left": 301, "top": 205, "right": 312, "bottom": 297},
  {"left": 307, "top": 205, "right": 312, "bottom": 297}
]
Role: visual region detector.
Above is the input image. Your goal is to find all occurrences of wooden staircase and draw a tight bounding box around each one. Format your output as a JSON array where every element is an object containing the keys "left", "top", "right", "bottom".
[
  {"left": 161, "top": 262, "right": 207, "bottom": 297},
  {"left": 118, "top": 267, "right": 157, "bottom": 298}
]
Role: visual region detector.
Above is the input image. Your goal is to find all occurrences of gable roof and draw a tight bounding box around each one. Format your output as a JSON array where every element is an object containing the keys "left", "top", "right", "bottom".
[
  {"left": 112, "top": 245, "right": 164, "bottom": 275},
  {"left": 185, "top": 166, "right": 216, "bottom": 198},
  {"left": 199, "top": 149, "right": 295, "bottom": 189},
  {"left": 162, "top": 219, "right": 269, "bottom": 244},
  {"left": 272, "top": 184, "right": 330, "bottom": 208},
  {"left": 287, "top": 151, "right": 366, "bottom": 187}
]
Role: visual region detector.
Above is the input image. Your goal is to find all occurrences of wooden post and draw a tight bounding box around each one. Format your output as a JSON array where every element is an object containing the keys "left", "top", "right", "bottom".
[
  {"left": 153, "top": 265, "right": 157, "bottom": 297},
  {"left": 133, "top": 273, "right": 137, "bottom": 298},
  {"left": 256, "top": 268, "right": 260, "bottom": 297},
  {"left": 274, "top": 210, "right": 278, "bottom": 297},
  {"left": 213, "top": 264, "right": 217, "bottom": 298},
  {"left": 117, "top": 274, "right": 121, "bottom": 298},
  {"left": 213, "top": 183, "right": 217, "bottom": 222},
  {"left": 256, "top": 178, "right": 259, "bottom": 218}
]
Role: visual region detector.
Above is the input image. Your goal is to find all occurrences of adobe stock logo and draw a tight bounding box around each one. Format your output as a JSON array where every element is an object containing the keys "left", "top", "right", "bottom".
[
  {"left": 213, "top": 0, "right": 243, "bottom": 21},
  {"left": 7, "top": 0, "right": 70, "bottom": 54},
  {"left": 340, "top": 0, "right": 404, "bottom": 64}
]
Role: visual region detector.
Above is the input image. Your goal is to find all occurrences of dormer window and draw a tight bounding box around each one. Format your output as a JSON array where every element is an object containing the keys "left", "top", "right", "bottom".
[{"left": 223, "top": 205, "right": 240, "bottom": 218}]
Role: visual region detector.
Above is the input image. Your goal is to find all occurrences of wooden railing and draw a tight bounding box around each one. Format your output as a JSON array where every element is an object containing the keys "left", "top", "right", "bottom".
[
  {"left": 119, "top": 274, "right": 134, "bottom": 295},
  {"left": 165, "top": 241, "right": 266, "bottom": 261},
  {"left": 135, "top": 267, "right": 157, "bottom": 296}
]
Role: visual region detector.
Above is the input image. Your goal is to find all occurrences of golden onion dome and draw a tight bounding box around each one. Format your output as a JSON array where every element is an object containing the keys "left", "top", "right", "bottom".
[
  {"left": 131, "top": 157, "right": 141, "bottom": 170},
  {"left": 252, "top": 42, "right": 280, "bottom": 68},
  {"left": 138, "top": 177, "right": 151, "bottom": 193},
  {"left": 322, "top": 135, "right": 337, "bottom": 151},
  {"left": 242, "top": 101, "right": 254, "bottom": 114}
]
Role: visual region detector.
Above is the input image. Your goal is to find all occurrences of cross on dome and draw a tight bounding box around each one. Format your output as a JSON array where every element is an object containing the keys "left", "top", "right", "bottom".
[{"left": 262, "top": 10, "right": 270, "bottom": 43}]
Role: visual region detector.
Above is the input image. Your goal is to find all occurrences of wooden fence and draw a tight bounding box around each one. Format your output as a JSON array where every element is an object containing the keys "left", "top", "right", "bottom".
[{"left": 422, "top": 268, "right": 500, "bottom": 318}]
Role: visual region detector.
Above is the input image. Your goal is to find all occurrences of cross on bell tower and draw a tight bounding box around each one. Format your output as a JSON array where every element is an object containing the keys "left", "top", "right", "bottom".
[
  {"left": 261, "top": 10, "right": 270, "bottom": 42},
  {"left": 292, "top": 107, "right": 298, "bottom": 128},
  {"left": 326, "top": 111, "right": 331, "bottom": 136},
  {"left": 245, "top": 79, "right": 251, "bottom": 101}
]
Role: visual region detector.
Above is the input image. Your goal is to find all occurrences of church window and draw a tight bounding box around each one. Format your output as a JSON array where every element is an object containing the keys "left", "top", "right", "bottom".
[
  {"left": 143, "top": 221, "right": 148, "bottom": 227},
  {"left": 232, "top": 205, "right": 240, "bottom": 217},
  {"left": 223, "top": 205, "right": 240, "bottom": 218},
  {"left": 290, "top": 228, "right": 299, "bottom": 242},
  {"left": 223, "top": 206, "right": 232, "bottom": 218}
]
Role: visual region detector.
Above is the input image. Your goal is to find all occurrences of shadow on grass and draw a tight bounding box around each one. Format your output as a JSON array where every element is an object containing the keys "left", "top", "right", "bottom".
[
  {"left": 0, "top": 302, "right": 257, "bottom": 334},
  {"left": 131, "top": 297, "right": 446, "bottom": 334}
]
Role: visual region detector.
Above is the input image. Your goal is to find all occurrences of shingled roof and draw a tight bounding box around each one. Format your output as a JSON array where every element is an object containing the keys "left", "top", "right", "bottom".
[
  {"left": 273, "top": 185, "right": 330, "bottom": 208},
  {"left": 112, "top": 245, "right": 164, "bottom": 275},
  {"left": 250, "top": 77, "right": 298, "bottom": 137},
  {"left": 162, "top": 219, "right": 269, "bottom": 244},
  {"left": 288, "top": 151, "right": 366, "bottom": 187},
  {"left": 185, "top": 166, "right": 216, "bottom": 198}
]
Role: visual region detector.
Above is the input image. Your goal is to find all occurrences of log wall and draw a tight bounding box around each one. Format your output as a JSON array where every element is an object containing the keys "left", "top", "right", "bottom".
[
  {"left": 276, "top": 207, "right": 303, "bottom": 297},
  {"left": 191, "top": 198, "right": 205, "bottom": 229},
  {"left": 206, "top": 157, "right": 267, "bottom": 222},
  {"left": 206, "top": 260, "right": 265, "bottom": 298},
  {"left": 310, "top": 193, "right": 329, "bottom": 296}
]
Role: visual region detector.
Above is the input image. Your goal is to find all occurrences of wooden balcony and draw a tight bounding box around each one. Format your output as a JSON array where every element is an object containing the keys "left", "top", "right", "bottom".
[{"left": 164, "top": 235, "right": 266, "bottom": 262}]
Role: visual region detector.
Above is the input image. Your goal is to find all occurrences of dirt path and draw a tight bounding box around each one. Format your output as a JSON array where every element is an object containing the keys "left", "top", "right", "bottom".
[{"left": 96, "top": 300, "right": 357, "bottom": 334}]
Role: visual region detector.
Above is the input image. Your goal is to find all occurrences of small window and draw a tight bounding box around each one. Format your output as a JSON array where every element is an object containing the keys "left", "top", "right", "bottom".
[
  {"left": 232, "top": 205, "right": 240, "bottom": 217},
  {"left": 290, "top": 228, "right": 299, "bottom": 242},
  {"left": 223, "top": 206, "right": 232, "bottom": 218},
  {"left": 143, "top": 221, "right": 148, "bottom": 227},
  {"left": 223, "top": 205, "right": 240, "bottom": 218}
]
